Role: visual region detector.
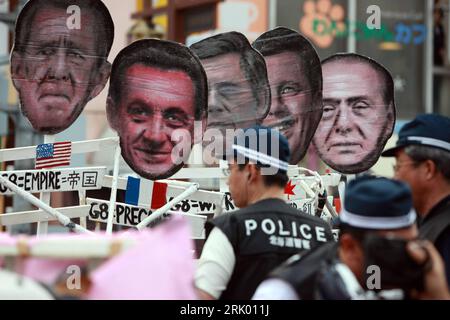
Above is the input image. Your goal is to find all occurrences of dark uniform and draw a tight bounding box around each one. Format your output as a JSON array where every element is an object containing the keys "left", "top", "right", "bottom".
[
  {"left": 206, "top": 198, "right": 334, "bottom": 300},
  {"left": 269, "top": 242, "right": 339, "bottom": 300},
  {"left": 380, "top": 114, "right": 450, "bottom": 287},
  {"left": 256, "top": 176, "right": 424, "bottom": 300},
  {"left": 419, "top": 195, "right": 450, "bottom": 287}
]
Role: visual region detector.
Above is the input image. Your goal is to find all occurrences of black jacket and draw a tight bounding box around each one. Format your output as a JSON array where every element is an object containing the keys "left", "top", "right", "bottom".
[
  {"left": 206, "top": 198, "right": 334, "bottom": 300},
  {"left": 419, "top": 195, "right": 450, "bottom": 287}
]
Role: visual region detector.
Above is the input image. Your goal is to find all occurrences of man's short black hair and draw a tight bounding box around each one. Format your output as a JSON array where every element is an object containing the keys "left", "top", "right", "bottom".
[
  {"left": 237, "top": 162, "right": 289, "bottom": 189},
  {"left": 338, "top": 223, "right": 377, "bottom": 244},
  {"left": 252, "top": 27, "right": 323, "bottom": 99},
  {"left": 321, "top": 53, "right": 395, "bottom": 109},
  {"left": 190, "top": 31, "right": 270, "bottom": 119},
  {"left": 108, "top": 39, "right": 207, "bottom": 120},
  {"left": 13, "top": 0, "right": 114, "bottom": 59}
]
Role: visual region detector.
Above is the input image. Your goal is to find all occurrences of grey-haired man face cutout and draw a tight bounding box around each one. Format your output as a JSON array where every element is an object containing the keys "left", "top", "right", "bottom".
[
  {"left": 202, "top": 53, "right": 265, "bottom": 131},
  {"left": 313, "top": 59, "right": 394, "bottom": 174},
  {"left": 11, "top": 5, "right": 111, "bottom": 134}
]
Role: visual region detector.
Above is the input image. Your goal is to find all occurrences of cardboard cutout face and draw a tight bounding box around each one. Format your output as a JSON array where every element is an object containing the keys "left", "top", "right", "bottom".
[
  {"left": 10, "top": 0, "right": 114, "bottom": 135},
  {"left": 312, "top": 54, "right": 396, "bottom": 174},
  {"left": 106, "top": 40, "right": 207, "bottom": 180},
  {"left": 253, "top": 27, "right": 323, "bottom": 164},
  {"left": 190, "top": 32, "right": 270, "bottom": 132}
]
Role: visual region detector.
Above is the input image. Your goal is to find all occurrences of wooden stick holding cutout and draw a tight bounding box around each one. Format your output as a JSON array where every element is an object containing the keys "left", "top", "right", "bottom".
[
  {"left": 36, "top": 135, "right": 54, "bottom": 236},
  {"left": 135, "top": 183, "right": 199, "bottom": 231},
  {"left": 0, "top": 175, "right": 91, "bottom": 234},
  {"left": 106, "top": 144, "right": 122, "bottom": 235}
]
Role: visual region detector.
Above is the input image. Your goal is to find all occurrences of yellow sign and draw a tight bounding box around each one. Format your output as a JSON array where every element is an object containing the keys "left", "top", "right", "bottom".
[
  {"left": 153, "top": 0, "right": 168, "bottom": 9},
  {"left": 153, "top": 13, "right": 168, "bottom": 34},
  {"left": 136, "top": 0, "right": 168, "bottom": 12}
]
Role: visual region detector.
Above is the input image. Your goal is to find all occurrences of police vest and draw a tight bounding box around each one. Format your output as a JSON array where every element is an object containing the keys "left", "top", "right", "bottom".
[
  {"left": 206, "top": 198, "right": 334, "bottom": 300},
  {"left": 270, "top": 241, "right": 339, "bottom": 300},
  {"left": 419, "top": 195, "right": 450, "bottom": 243}
]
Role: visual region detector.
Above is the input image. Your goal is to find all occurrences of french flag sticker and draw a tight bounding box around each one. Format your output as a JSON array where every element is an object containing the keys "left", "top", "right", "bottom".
[{"left": 125, "top": 176, "right": 168, "bottom": 210}]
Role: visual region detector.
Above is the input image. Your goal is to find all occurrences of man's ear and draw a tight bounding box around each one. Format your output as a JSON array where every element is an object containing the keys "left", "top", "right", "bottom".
[
  {"left": 10, "top": 51, "right": 24, "bottom": 91},
  {"left": 424, "top": 159, "right": 438, "bottom": 181},
  {"left": 310, "top": 92, "right": 324, "bottom": 126},
  {"left": 247, "top": 163, "right": 260, "bottom": 182},
  {"left": 384, "top": 104, "right": 395, "bottom": 140},
  {"left": 193, "top": 111, "right": 207, "bottom": 145},
  {"left": 340, "top": 233, "right": 362, "bottom": 258},
  {"left": 89, "top": 60, "right": 112, "bottom": 100},
  {"left": 256, "top": 88, "right": 271, "bottom": 120},
  {"left": 106, "top": 96, "right": 118, "bottom": 131},
  {"left": 339, "top": 233, "right": 365, "bottom": 282}
]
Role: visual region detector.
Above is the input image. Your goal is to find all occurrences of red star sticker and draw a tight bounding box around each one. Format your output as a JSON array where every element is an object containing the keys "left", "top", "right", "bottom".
[{"left": 284, "top": 180, "right": 296, "bottom": 199}]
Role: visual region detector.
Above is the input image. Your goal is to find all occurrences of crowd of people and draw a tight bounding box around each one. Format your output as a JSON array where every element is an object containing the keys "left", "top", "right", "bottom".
[
  {"left": 196, "top": 116, "right": 450, "bottom": 300},
  {"left": 2, "top": 0, "right": 450, "bottom": 300}
]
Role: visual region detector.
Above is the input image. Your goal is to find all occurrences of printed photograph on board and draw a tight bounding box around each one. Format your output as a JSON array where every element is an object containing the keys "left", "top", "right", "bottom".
[
  {"left": 312, "top": 53, "right": 396, "bottom": 174},
  {"left": 190, "top": 31, "right": 271, "bottom": 132},
  {"left": 106, "top": 39, "right": 208, "bottom": 180},
  {"left": 253, "top": 27, "right": 324, "bottom": 164},
  {"left": 10, "top": 0, "right": 114, "bottom": 135}
]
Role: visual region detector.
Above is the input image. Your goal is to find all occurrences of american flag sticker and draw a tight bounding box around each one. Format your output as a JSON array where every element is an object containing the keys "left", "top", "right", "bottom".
[{"left": 35, "top": 141, "right": 72, "bottom": 170}]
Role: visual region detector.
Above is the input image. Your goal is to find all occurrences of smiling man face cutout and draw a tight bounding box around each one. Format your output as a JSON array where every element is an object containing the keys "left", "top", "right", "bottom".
[
  {"left": 107, "top": 39, "right": 207, "bottom": 180},
  {"left": 252, "top": 27, "right": 323, "bottom": 164}
]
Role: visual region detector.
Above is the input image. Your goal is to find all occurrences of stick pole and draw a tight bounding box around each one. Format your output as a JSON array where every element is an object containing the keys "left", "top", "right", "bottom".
[
  {"left": 136, "top": 184, "right": 199, "bottom": 231},
  {"left": 36, "top": 135, "right": 55, "bottom": 236},
  {"left": 0, "top": 175, "right": 92, "bottom": 234},
  {"left": 106, "top": 144, "right": 121, "bottom": 235}
]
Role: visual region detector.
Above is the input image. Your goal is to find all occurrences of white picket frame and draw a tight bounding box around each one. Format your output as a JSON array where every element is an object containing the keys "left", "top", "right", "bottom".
[
  {"left": 0, "top": 136, "right": 230, "bottom": 236},
  {"left": 0, "top": 205, "right": 90, "bottom": 226},
  {"left": 0, "top": 134, "right": 340, "bottom": 236},
  {"left": 169, "top": 162, "right": 340, "bottom": 219},
  {"left": 0, "top": 235, "right": 137, "bottom": 259},
  {"left": 0, "top": 175, "right": 91, "bottom": 234},
  {"left": 100, "top": 175, "right": 225, "bottom": 205},
  {"left": 0, "top": 137, "right": 119, "bottom": 163},
  {"left": 86, "top": 197, "right": 207, "bottom": 238},
  {"left": 136, "top": 183, "right": 199, "bottom": 230},
  {"left": 96, "top": 175, "right": 226, "bottom": 232},
  {"left": 0, "top": 137, "right": 121, "bottom": 235}
]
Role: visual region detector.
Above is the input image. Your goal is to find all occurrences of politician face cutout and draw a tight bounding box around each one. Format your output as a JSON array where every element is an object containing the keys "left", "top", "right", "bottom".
[
  {"left": 10, "top": 0, "right": 114, "bottom": 135},
  {"left": 190, "top": 32, "right": 270, "bottom": 132},
  {"left": 312, "top": 53, "right": 395, "bottom": 174},
  {"left": 253, "top": 27, "right": 323, "bottom": 164},
  {"left": 107, "top": 40, "right": 207, "bottom": 180}
]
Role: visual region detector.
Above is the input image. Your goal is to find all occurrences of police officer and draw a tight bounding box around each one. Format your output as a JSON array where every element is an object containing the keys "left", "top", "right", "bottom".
[
  {"left": 253, "top": 176, "right": 450, "bottom": 300},
  {"left": 382, "top": 114, "right": 450, "bottom": 286},
  {"left": 195, "top": 126, "right": 334, "bottom": 300}
]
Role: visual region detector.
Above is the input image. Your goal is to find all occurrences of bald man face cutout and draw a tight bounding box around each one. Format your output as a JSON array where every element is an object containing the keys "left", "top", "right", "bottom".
[{"left": 313, "top": 54, "right": 395, "bottom": 174}]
